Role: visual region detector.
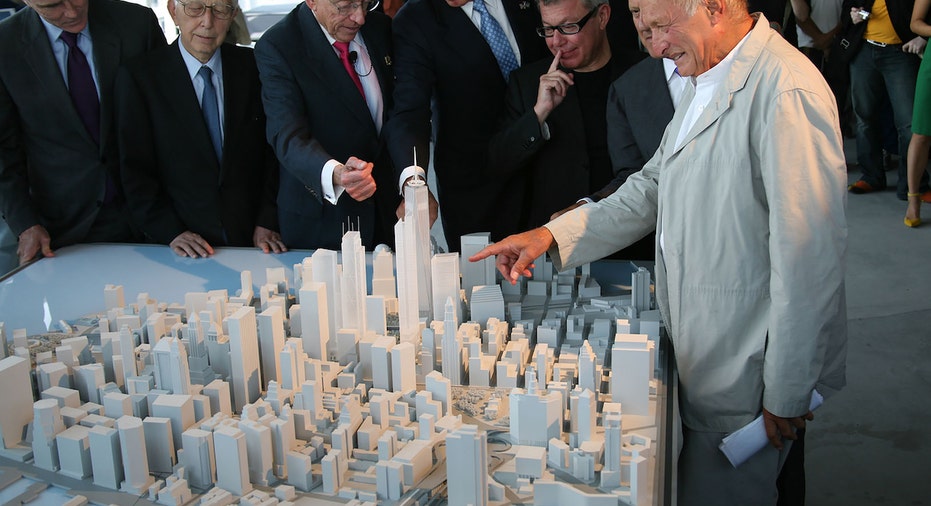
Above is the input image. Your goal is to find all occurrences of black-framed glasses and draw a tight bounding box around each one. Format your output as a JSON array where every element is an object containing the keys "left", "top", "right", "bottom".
[
  {"left": 328, "top": 0, "right": 380, "bottom": 16},
  {"left": 177, "top": 0, "right": 236, "bottom": 19},
  {"left": 536, "top": 6, "right": 599, "bottom": 37}
]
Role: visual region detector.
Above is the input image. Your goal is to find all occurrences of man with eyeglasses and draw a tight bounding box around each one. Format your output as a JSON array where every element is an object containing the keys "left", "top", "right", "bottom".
[
  {"left": 254, "top": 0, "right": 399, "bottom": 250},
  {"left": 114, "top": 0, "right": 285, "bottom": 258},
  {"left": 384, "top": 0, "right": 548, "bottom": 251},
  {"left": 471, "top": 0, "right": 848, "bottom": 501},
  {"left": 487, "top": 0, "right": 641, "bottom": 235},
  {"left": 0, "top": 0, "right": 165, "bottom": 265}
]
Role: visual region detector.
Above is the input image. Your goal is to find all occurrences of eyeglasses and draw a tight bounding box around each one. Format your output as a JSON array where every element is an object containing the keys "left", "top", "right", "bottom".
[
  {"left": 177, "top": 0, "right": 236, "bottom": 19},
  {"left": 328, "top": 0, "right": 380, "bottom": 16},
  {"left": 536, "top": 6, "right": 599, "bottom": 37}
]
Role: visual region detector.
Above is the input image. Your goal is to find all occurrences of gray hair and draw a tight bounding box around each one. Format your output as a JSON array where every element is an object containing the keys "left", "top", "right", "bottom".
[
  {"left": 537, "top": 0, "right": 608, "bottom": 13},
  {"left": 674, "top": 0, "right": 748, "bottom": 18}
]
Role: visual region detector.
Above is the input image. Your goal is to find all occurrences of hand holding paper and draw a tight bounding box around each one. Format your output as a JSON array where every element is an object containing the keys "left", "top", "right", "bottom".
[{"left": 718, "top": 390, "right": 824, "bottom": 468}]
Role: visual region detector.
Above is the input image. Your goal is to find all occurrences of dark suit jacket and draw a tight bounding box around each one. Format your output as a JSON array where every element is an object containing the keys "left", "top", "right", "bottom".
[
  {"left": 115, "top": 42, "right": 279, "bottom": 247},
  {"left": 255, "top": 5, "right": 398, "bottom": 251},
  {"left": 602, "top": 56, "right": 674, "bottom": 199},
  {"left": 593, "top": 56, "right": 674, "bottom": 260},
  {"left": 0, "top": 0, "right": 165, "bottom": 247},
  {"left": 385, "top": 0, "right": 548, "bottom": 249},
  {"left": 488, "top": 52, "right": 641, "bottom": 230}
]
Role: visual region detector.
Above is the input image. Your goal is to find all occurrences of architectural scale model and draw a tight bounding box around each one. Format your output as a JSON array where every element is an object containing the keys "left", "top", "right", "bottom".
[{"left": 0, "top": 190, "right": 665, "bottom": 506}]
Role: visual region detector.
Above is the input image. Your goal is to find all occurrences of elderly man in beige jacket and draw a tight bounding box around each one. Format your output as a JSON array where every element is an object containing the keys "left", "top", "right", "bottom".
[{"left": 471, "top": 0, "right": 848, "bottom": 503}]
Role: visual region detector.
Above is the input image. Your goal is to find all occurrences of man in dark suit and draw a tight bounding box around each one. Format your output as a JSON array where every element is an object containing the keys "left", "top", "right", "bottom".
[
  {"left": 116, "top": 0, "right": 284, "bottom": 258},
  {"left": 488, "top": 0, "right": 641, "bottom": 231},
  {"left": 384, "top": 0, "right": 548, "bottom": 250},
  {"left": 255, "top": 0, "right": 398, "bottom": 251},
  {"left": 0, "top": 0, "right": 165, "bottom": 265}
]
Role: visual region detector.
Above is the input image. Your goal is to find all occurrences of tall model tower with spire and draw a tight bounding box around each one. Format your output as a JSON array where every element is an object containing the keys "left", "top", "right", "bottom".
[{"left": 395, "top": 157, "right": 434, "bottom": 342}]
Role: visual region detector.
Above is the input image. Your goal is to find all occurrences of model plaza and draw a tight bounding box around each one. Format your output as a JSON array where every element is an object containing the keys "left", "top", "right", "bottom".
[{"left": 0, "top": 182, "right": 665, "bottom": 506}]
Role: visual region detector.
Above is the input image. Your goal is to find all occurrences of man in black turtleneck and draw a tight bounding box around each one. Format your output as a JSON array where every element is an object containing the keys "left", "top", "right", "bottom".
[{"left": 487, "top": 0, "right": 641, "bottom": 232}]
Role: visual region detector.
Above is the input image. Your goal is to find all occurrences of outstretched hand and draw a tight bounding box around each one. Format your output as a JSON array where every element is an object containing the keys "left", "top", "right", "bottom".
[
  {"left": 762, "top": 408, "right": 814, "bottom": 450},
  {"left": 468, "top": 227, "right": 555, "bottom": 284}
]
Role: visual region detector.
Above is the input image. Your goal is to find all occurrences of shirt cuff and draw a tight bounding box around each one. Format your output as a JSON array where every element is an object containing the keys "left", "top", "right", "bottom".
[
  {"left": 578, "top": 197, "right": 595, "bottom": 204},
  {"left": 322, "top": 159, "right": 344, "bottom": 205},
  {"left": 540, "top": 121, "right": 551, "bottom": 141},
  {"left": 398, "top": 165, "right": 427, "bottom": 195}
]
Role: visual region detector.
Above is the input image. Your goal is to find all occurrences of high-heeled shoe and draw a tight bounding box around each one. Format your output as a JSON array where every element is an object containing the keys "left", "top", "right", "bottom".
[{"left": 904, "top": 216, "right": 921, "bottom": 227}]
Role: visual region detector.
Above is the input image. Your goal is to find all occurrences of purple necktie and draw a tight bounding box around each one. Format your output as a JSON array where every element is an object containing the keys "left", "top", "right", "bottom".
[
  {"left": 60, "top": 31, "right": 118, "bottom": 204},
  {"left": 60, "top": 31, "right": 100, "bottom": 145}
]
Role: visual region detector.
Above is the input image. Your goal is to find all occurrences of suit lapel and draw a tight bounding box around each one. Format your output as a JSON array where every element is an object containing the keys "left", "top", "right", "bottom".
[
  {"left": 220, "top": 46, "right": 249, "bottom": 185},
  {"left": 440, "top": 0, "right": 503, "bottom": 81},
  {"left": 160, "top": 42, "right": 222, "bottom": 176},
  {"left": 501, "top": 0, "right": 540, "bottom": 61},
  {"left": 88, "top": 2, "right": 120, "bottom": 155},
  {"left": 20, "top": 11, "right": 96, "bottom": 148},
  {"left": 299, "top": 5, "right": 375, "bottom": 130},
  {"left": 361, "top": 20, "right": 392, "bottom": 116}
]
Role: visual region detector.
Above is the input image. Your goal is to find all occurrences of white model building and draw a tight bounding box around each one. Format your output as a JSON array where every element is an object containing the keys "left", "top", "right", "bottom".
[
  {"left": 227, "top": 306, "right": 262, "bottom": 413},
  {"left": 459, "top": 232, "right": 496, "bottom": 304},
  {"left": 403, "top": 176, "right": 433, "bottom": 318},
  {"left": 340, "top": 231, "right": 367, "bottom": 334},
  {"left": 446, "top": 424, "right": 488, "bottom": 506},
  {"left": 0, "top": 356, "right": 34, "bottom": 459},
  {"left": 214, "top": 424, "right": 252, "bottom": 496},
  {"left": 32, "top": 398, "right": 64, "bottom": 471},
  {"left": 371, "top": 246, "right": 397, "bottom": 300},
  {"left": 510, "top": 370, "right": 562, "bottom": 447},
  {"left": 152, "top": 336, "right": 191, "bottom": 395},
  {"left": 310, "top": 248, "right": 341, "bottom": 357},
  {"left": 116, "top": 415, "right": 154, "bottom": 494},
  {"left": 0, "top": 230, "right": 664, "bottom": 505},
  {"left": 431, "top": 252, "right": 461, "bottom": 325},
  {"left": 299, "top": 282, "right": 330, "bottom": 361},
  {"left": 610, "top": 334, "right": 654, "bottom": 416},
  {"left": 256, "top": 306, "right": 286, "bottom": 386}
]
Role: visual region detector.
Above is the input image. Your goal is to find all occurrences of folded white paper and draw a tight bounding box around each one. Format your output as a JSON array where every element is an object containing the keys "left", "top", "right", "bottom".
[{"left": 718, "top": 390, "right": 824, "bottom": 468}]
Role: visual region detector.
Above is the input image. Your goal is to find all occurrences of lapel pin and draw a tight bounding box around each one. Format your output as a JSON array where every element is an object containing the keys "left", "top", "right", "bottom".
[
  {"left": 384, "top": 56, "right": 393, "bottom": 67},
  {"left": 519, "top": 1, "right": 531, "bottom": 9}
]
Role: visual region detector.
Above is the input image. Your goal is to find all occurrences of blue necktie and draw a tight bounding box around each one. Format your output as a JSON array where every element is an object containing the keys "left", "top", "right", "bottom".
[
  {"left": 198, "top": 66, "right": 222, "bottom": 163},
  {"left": 472, "top": 0, "right": 519, "bottom": 80}
]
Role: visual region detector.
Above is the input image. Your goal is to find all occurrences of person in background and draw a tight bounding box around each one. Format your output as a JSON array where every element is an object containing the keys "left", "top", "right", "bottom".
[
  {"left": 487, "top": 0, "right": 642, "bottom": 232},
  {"left": 903, "top": 0, "right": 931, "bottom": 226},
  {"left": 0, "top": 0, "right": 166, "bottom": 265},
  {"left": 116, "top": 0, "right": 285, "bottom": 257},
  {"left": 844, "top": 0, "right": 928, "bottom": 199},
  {"left": 384, "top": 0, "right": 548, "bottom": 250},
  {"left": 471, "top": 0, "right": 848, "bottom": 502},
  {"left": 255, "top": 0, "right": 399, "bottom": 250}
]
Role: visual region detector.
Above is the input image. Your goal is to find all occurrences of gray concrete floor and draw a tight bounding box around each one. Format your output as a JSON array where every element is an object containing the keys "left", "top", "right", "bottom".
[{"left": 806, "top": 148, "right": 931, "bottom": 505}]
